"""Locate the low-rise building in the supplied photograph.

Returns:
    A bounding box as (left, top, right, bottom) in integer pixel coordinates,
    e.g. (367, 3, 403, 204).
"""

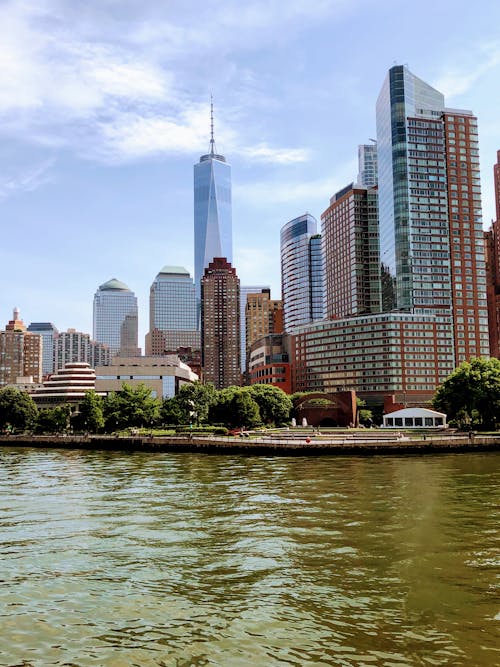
(95, 355, 198, 399)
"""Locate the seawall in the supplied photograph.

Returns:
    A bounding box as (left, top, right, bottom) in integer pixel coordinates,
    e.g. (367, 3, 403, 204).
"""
(1, 433, 499, 456)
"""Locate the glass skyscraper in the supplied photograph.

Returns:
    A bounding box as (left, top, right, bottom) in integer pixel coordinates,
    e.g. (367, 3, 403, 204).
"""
(146, 266, 200, 354)
(280, 213, 324, 332)
(27, 322, 58, 376)
(357, 142, 378, 188)
(376, 64, 489, 361)
(193, 105, 232, 303)
(93, 278, 139, 357)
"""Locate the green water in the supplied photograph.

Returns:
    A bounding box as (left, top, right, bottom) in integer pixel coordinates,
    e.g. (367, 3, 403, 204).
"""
(0, 448, 498, 666)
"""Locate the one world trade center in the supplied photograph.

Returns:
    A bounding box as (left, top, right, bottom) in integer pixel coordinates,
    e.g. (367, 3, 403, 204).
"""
(193, 100, 232, 309)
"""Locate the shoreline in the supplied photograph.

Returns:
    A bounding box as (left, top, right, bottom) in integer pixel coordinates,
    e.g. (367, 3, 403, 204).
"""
(1, 433, 499, 456)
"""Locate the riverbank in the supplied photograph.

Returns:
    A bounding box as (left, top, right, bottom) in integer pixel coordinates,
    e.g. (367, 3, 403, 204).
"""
(1, 431, 499, 455)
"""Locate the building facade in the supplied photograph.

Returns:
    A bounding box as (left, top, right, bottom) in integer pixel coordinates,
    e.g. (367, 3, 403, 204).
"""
(239, 285, 270, 373)
(95, 356, 198, 399)
(0, 308, 42, 386)
(321, 183, 381, 319)
(93, 278, 139, 357)
(27, 322, 58, 377)
(248, 333, 291, 393)
(244, 289, 283, 369)
(194, 104, 232, 303)
(485, 150, 500, 357)
(357, 142, 378, 188)
(55, 329, 110, 371)
(376, 65, 489, 362)
(32, 362, 103, 408)
(280, 213, 324, 332)
(146, 266, 200, 355)
(291, 312, 454, 405)
(201, 258, 240, 389)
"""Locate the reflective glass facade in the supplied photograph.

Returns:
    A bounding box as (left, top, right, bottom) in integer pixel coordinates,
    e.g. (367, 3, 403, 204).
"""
(27, 322, 58, 376)
(357, 144, 378, 188)
(93, 279, 139, 357)
(194, 153, 232, 303)
(147, 266, 199, 353)
(376, 65, 446, 312)
(280, 214, 324, 332)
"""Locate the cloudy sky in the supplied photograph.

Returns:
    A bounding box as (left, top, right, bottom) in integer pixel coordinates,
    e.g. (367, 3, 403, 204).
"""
(1, 0, 500, 345)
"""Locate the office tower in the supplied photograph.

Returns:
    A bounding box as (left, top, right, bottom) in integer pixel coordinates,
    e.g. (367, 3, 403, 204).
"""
(0, 308, 42, 385)
(485, 150, 500, 357)
(201, 258, 240, 389)
(27, 322, 58, 377)
(245, 289, 283, 368)
(357, 142, 378, 188)
(194, 101, 232, 302)
(280, 213, 324, 332)
(93, 278, 139, 357)
(145, 266, 200, 355)
(239, 285, 269, 373)
(321, 183, 381, 319)
(376, 65, 488, 361)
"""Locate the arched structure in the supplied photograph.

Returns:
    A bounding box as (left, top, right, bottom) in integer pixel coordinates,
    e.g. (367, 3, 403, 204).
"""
(293, 391, 357, 428)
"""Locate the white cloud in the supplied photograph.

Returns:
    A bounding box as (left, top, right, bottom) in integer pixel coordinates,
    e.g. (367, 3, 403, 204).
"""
(0, 159, 54, 201)
(239, 144, 310, 164)
(434, 41, 500, 98)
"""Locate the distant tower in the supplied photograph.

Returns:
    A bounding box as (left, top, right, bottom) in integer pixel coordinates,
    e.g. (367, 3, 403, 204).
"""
(27, 322, 59, 376)
(201, 258, 240, 389)
(239, 285, 269, 373)
(280, 214, 324, 332)
(357, 141, 378, 188)
(194, 99, 232, 305)
(93, 278, 139, 357)
(146, 266, 200, 355)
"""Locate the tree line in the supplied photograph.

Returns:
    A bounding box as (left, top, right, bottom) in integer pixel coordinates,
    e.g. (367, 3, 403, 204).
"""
(1, 357, 500, 434)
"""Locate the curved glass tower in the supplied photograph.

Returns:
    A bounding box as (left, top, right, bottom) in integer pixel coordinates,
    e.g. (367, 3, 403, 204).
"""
(93, 278, 139, 357)
(280, 213, 324, 332)
(193, 102, 232, 303)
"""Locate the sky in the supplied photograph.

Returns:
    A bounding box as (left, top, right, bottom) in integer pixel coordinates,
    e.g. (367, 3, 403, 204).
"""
(1, 0, 500, 347)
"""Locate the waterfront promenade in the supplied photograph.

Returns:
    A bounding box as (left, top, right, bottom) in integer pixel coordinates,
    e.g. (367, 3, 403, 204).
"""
(1, 430, 499, 455)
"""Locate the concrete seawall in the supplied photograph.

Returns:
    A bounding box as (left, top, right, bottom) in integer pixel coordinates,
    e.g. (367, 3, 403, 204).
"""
(1, 434, 499, 455)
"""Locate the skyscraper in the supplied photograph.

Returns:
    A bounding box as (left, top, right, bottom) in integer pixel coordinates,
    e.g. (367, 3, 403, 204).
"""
(239, 285, 269, 373)
(193, 101, 232, 302)
(357, 142, 378, 188)
(280, 213, 324, 332)
(145, 266, 200, 355)
(321, 183, 381, 319)
(376, 65, 489, 361)
(485, 150, 500, 357)
(93, 278, 139, 357)
(27, 322, 58, 377)
(201, 258, 240, 389)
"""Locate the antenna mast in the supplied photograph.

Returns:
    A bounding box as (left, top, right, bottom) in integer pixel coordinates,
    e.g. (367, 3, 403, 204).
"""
(210, 94, 217, 156)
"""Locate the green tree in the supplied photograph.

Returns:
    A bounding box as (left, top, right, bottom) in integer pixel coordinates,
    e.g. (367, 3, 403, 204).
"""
(231, 391, 261, 428)
(160, 395, 186, 425)
(176, 382, 217, 424)
(0, 388, 38, 432)
(34, 405, 71, 434)
(208, 386, 239, 425)
(103, 383, 161, 431)
(433, 357, 500, 430)
(72, 390, 104, 433)
(245, 384, 292, 425)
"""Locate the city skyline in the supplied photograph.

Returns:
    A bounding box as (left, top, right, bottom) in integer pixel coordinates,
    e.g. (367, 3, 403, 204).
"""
(1, 1, 500, 344)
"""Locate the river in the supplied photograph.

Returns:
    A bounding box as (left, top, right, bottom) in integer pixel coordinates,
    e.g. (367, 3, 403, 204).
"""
(0, 448, 498, 666)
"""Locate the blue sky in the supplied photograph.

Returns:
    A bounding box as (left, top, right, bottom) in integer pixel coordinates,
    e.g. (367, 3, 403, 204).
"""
(1, 0, 500, 346)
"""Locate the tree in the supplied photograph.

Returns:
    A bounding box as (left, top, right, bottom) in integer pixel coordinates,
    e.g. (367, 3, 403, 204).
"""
(103, 383, 161, 431)
(245, 384, 292, 425)
(160, 395, 186, 425)
(0, 388, 38, 432)
(176, 382, 217, 424)
(433, 357, 500, 430)
(34, 405, 71, 434)
(230, 391, 261, 428)
(72, 390, 104, 433)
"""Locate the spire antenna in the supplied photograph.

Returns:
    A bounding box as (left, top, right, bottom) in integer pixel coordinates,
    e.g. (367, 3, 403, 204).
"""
(210, 94, 217, 156)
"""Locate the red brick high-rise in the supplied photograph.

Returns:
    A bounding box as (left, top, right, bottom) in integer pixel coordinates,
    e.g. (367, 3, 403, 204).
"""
(201, 258, 240, 389)
(485, 150, 500, 357)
